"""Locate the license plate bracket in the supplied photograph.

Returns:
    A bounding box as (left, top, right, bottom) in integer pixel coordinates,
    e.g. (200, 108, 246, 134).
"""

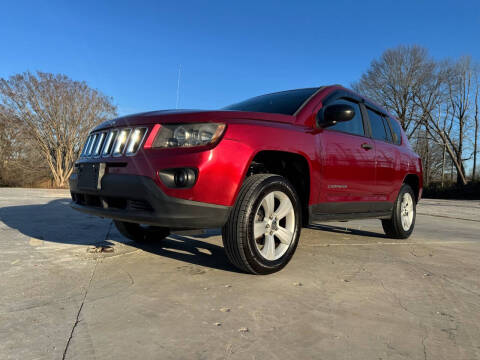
(77, 163, 106, 190)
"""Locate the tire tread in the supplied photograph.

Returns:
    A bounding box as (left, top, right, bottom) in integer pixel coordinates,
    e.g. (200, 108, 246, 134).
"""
(222, 174, 273, 274)
(382, 184, 415, 239)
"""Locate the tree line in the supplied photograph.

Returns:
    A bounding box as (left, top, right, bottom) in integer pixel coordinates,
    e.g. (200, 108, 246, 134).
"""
(0, 47, 479, 191)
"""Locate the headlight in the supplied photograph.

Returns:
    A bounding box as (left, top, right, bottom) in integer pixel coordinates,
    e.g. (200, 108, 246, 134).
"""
(151, 123, 226, 148)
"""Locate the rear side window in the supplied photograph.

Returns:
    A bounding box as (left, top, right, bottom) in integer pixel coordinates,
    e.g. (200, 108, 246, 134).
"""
(388, 117, 403, 145)
(367, 109, 390, 142)
(326, 99, 365, 136)
(381, 116, 393, 143)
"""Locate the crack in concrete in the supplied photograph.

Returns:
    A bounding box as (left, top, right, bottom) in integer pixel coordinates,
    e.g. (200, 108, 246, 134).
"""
(61, 221, 112, 360)
(421, 334, 428, 360)
(440, 274, 480, 298)
(122, 268, 135, 286)
(379, 248, 433, 360)
(380, 280, 415, 316)
(61, 258, 98, 360)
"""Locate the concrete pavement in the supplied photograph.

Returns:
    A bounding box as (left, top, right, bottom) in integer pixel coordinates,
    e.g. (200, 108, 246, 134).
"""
(1, 188, 479, 359)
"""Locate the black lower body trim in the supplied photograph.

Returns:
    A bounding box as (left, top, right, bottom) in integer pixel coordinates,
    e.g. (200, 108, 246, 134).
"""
(69, 173, 230, 230)
(308, 201, 393, 223)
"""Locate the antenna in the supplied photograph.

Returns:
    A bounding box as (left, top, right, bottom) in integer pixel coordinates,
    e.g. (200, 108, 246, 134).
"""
(176, 64, 182, 109)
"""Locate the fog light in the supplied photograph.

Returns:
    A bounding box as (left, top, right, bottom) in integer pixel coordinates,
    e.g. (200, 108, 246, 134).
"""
(174, 169, 188, 187)
(158, 168, 197, 188)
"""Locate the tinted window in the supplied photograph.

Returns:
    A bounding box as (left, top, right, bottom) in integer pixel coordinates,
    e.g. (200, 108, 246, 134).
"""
(223, 88, 319, 115)
(326, 99, 365, 136)
(388, 117, 403, 145)
(367, 109, 389, 142)
(382, 116, 393, 142)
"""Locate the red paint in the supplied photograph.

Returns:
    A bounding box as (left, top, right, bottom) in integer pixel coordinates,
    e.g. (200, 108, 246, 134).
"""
(78, 85, 423, 207)
(318, 130, 376, 203)
(143, 124, 161, 149)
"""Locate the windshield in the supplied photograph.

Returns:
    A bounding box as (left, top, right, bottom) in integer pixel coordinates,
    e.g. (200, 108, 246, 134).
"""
(222, 88, 319, 115)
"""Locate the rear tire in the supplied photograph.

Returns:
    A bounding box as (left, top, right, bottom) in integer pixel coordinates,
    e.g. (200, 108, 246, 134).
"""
(382, 184, 416, 239)
(222, 174, 302, 275)
(114, 220, 170, 243)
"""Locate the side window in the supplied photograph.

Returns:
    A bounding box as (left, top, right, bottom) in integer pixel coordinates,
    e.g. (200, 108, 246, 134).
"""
(388, 117, 403, 145)
(367, 109, 389, 142)
(381, 116, 393, 143)
(326, 99, 365, 136)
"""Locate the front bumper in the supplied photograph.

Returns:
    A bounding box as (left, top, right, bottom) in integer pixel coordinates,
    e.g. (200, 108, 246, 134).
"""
(69, 173, 231, 230)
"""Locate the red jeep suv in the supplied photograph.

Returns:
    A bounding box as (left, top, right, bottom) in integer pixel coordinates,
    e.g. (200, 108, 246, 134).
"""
(70, 85, 422, 274)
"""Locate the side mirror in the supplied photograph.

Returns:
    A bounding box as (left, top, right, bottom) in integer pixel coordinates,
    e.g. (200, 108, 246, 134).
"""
(319, 104, 355, 127)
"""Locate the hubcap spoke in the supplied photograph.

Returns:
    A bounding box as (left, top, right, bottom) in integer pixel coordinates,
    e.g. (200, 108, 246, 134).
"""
(262, 234, 276, 260)
(275, 197, 292, 220)
(254, 190, 296, 261)
(261, 193, 275, 218)
(276, 226, 293, 245)
(254, 221, 267, 239)
(400, 193, 414, 231)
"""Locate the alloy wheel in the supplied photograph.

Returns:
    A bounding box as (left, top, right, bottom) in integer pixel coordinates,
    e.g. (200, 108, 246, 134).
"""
(253, 191, 295, 261)
(400, 192, 414, 231)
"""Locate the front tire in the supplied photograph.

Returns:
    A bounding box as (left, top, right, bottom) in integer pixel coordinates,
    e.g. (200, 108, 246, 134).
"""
(382, 184, 416, 239)
(222, 174, 302, 274)
(114, 220, 170, 243)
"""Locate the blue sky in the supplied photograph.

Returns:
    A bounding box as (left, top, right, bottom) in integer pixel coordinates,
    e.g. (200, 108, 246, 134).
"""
(1, 0, 479, 116)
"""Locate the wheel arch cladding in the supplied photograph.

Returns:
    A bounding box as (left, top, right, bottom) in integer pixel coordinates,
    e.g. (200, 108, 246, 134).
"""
(403, 174, 420, 202)
(246, 150, 311, 226)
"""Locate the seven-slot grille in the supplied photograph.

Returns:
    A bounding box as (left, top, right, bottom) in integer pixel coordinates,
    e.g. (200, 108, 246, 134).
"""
(80, 127, 148, 158)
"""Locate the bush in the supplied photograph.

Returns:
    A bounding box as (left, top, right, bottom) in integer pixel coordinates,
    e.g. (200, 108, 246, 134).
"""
(423, 182, 480, 200)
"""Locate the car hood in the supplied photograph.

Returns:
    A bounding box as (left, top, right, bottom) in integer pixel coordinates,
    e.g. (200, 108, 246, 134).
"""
(93, 109, 295, 131)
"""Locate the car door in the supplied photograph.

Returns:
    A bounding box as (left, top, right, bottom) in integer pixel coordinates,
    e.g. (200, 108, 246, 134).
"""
(365, 107, 398, 208)
(316, 97, 376, 215)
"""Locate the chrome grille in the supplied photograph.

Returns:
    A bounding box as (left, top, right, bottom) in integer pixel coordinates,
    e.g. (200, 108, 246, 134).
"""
(93, 132, 106, 156)
(113, 129, 131, 156)
(102, 130, 117, 156)
(86, 133, 97, 156)
(126, 128, 147, 154)
(80, 127, 148, 158)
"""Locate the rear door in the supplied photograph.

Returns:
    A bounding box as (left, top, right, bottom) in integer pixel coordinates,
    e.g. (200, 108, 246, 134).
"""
(316, 97, 376, 214)
(365, 107, 398, 207)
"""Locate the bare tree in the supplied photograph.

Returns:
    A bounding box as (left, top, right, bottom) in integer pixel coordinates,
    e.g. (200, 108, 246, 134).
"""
(446, 57, 475, 184)
(354, 46, 479, 187)
(419, 102, 469, 185)
(0, 72, 116, 187)
(473, 75, 479, 181)
(352, 45, 435, 138)
(0, 105, 51, 186)
(352, 45, 447, 186)
(407, 59, 469, 185)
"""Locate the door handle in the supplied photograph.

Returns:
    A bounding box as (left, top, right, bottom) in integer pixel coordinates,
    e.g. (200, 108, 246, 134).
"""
(361, 143, 373, 150)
